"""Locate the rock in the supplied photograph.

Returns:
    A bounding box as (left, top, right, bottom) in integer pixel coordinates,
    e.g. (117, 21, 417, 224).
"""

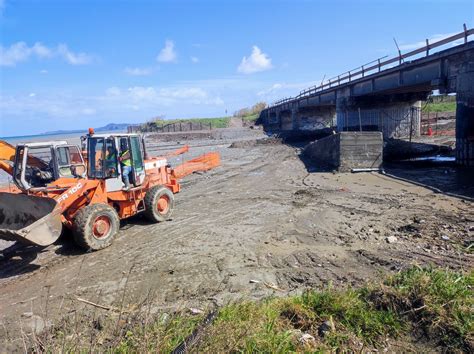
(188, 307, 204, 315)
(318, 319, 335, 337)
(441, 235, 450, 241)
(22, 312, 33, 318)
(159, 313, 170, 324)
(386, 236, 398, 244)
(299, 333, 316, 345)
(24, 315, 51, 334)
(249, 279, 261, 284)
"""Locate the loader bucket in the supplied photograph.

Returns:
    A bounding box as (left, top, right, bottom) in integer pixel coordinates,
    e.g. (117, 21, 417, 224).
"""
(0, 192, 62, 246)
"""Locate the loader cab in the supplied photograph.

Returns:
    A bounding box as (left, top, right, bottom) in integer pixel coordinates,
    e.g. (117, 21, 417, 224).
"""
(13, 142, 86, 190)
(86, 134, 145, 192)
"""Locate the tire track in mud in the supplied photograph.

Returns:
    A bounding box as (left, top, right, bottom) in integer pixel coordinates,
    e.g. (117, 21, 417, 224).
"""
(0, 146, 272, 286)
(1, 140, 472, 348)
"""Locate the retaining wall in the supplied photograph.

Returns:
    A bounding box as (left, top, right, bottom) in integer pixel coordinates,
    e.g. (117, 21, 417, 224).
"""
(304, 132, 383, 172)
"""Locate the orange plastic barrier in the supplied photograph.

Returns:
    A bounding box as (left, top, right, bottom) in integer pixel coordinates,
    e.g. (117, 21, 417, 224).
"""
(172, 152, 221, 179)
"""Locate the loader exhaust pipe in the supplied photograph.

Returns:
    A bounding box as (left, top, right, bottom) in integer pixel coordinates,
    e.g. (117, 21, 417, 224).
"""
(0, 193, 62, 246)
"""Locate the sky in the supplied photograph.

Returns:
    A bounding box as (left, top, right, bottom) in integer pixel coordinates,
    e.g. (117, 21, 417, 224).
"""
(0, 0, 472, 137)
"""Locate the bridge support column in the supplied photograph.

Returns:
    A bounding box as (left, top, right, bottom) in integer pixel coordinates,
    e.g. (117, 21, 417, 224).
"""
(456, 62, 474, 166)
(336, 97, 422, 138)
(297, 106, 336, 131)
(292, 109, 299, 130)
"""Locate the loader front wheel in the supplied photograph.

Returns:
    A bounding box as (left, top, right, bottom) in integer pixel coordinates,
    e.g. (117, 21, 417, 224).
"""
(73, 204, 120, 251)
(144, 186, 174, 223)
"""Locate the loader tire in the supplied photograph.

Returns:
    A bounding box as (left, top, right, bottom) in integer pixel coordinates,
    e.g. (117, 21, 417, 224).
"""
(73, 203, 120, 251)
(144, 186, 174, 223)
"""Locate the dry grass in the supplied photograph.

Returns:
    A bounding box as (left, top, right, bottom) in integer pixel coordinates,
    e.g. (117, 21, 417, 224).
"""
(22, 267, 473, 352)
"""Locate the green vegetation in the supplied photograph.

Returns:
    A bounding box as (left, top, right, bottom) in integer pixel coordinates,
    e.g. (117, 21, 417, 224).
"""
(423, 101, 456, 113)
(39, 267, 473, 352)
(423, 95, 457, 113)
(137, 101, 266, 132)
(143, 116, 231, 130)
(234, 101, 266, 122)
(242, 113, 259, 122)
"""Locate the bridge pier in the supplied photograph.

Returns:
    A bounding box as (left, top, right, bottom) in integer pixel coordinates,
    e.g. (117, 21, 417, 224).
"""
(279, 110, 293, 131)
(296, 106, 336, 131)
(292, 109, 298, 130)
(336, 97, 422, 139)
(456, 62, 474, 166)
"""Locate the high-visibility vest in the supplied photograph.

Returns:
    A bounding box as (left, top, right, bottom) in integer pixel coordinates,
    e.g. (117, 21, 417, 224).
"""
(120, 150, 132, 166)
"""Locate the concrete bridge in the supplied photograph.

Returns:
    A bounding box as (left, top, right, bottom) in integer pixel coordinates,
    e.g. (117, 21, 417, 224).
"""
(259, 27, 474, 166)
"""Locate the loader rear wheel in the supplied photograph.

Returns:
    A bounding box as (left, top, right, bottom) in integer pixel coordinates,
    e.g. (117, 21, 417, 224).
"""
(73, 204, 120, 251)
(144, 186, 174, 222)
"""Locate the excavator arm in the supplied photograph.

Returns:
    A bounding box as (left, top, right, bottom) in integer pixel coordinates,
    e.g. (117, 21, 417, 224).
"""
(0, 139, 49, 177)
(0, 140, 16, 175)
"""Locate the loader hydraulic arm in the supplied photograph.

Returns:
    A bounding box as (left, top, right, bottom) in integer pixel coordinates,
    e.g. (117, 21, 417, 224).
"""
(0, 140, 49, 177)
(0, 140, 16, 175)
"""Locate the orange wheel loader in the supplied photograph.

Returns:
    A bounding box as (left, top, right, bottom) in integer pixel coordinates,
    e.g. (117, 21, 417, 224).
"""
(0, 130, 220, 251)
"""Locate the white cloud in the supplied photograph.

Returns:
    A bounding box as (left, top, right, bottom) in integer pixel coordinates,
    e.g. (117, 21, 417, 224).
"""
(160, 87, 208, 99)
(0, 41, 93, 66)
(156, 40, 177, 63)
(82, 108, 96, 115)
(128, 86, 158, 101)
(29, 93, 36, 97)
(238, 46, 273, 74)
(40, 69, 48, 74)
(32, 42, 53, 58)
(0, 42, 52, 66)
(256, 81, 319, 102)
(57, 44, 92, 65)
(123, 86, 222, 105)
(398, 32, 463, 51)
(105, 87, 121, 96)
(257, 83, 283, 96)
(191, 56, 199, 63)
(124, 67, 152, 76)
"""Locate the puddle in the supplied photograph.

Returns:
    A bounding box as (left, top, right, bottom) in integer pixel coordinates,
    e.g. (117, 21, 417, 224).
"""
(403, 155, 456, 163)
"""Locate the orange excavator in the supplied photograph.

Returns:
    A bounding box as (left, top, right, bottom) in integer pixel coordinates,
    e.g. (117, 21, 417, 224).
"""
(0, 130, 220, 250)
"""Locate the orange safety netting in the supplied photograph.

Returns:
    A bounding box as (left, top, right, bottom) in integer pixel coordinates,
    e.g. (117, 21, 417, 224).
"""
(172, 152, 221, 179)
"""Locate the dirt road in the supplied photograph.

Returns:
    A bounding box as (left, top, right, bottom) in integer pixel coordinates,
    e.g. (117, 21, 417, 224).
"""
(0, 128, 472, 349)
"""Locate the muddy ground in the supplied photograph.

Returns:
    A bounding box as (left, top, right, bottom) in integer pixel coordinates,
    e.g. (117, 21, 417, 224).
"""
(0, 127, 472, 350)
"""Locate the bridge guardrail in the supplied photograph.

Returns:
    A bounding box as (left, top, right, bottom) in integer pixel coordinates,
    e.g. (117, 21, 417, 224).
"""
(270, 24, 473, 108)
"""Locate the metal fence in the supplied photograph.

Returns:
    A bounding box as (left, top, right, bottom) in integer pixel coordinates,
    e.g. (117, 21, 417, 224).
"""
(337, 106, 421, 139)
(128, 121, 213, 133)
(420, 111, 456, 136)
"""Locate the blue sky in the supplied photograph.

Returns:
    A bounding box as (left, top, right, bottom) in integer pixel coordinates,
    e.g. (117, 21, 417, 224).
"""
(0, 0, 472, 136)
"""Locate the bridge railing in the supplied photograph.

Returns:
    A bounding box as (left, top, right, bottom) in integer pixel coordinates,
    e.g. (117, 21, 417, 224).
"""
(270, 24, 474, 108)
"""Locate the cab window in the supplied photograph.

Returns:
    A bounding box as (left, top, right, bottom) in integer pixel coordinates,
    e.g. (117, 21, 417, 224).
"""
(57, 146, 86, 177)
